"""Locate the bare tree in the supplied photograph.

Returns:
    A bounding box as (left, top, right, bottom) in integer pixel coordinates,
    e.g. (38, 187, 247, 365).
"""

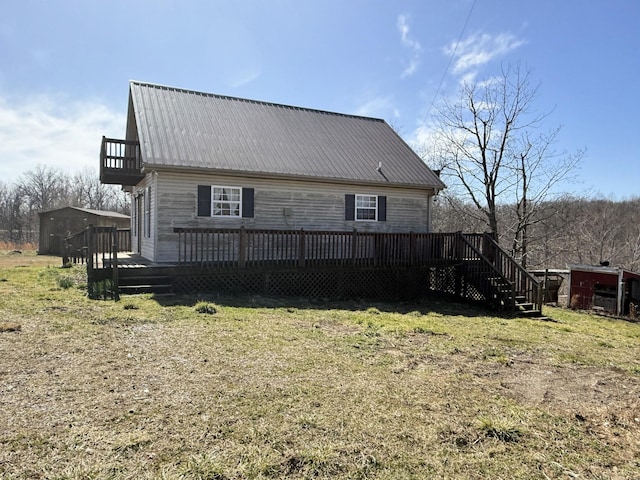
(570, 198, 623, 266)
(506, 129, 583, 267)
(427, 63, 580, 267)
(18, 165, 66, 213)
(70, 167, 116, 210)
(0, 181, 29, 243)
(616, 198, 640, 271)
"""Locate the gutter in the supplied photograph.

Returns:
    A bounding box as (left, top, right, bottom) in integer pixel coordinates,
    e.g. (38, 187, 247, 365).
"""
(141, 163, 445, 194)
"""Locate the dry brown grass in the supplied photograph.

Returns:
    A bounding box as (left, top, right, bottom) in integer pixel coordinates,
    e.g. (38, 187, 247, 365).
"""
(0, 241, 37, 251)
(1, 255, 639, 479)
(0, 322, 21, 332)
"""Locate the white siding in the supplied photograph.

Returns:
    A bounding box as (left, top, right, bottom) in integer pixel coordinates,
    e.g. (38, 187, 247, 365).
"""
(131, 174, 158, 261)
(154, 171, 434, 263)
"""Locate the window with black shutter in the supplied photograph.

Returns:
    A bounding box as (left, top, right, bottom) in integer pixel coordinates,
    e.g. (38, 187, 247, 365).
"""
(197, 185, 254, 218)
(345, 194, 386, 222)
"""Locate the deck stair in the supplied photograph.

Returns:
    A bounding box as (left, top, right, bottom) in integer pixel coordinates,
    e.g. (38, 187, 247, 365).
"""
(118, 270, 174, 295)
(514, 295, 551, 321)
(459, 234, 544, 317)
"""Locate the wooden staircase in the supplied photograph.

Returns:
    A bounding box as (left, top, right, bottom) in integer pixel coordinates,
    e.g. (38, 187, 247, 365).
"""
(459, 234, 544, 318)
(118, 270, 174, 295)
(514, 295, 551, 321)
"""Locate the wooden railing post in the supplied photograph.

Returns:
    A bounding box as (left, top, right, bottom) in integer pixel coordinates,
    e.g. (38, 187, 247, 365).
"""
(111, 225, 120, 301)
(298, 229, 306, 268)
(455, 231, 463, 298)
(86, 226, 94, 298)
(177, 229, 182, 265)
(239, 227, 247, 268)
(351, 228, 358, 266)
(62, 238, 69, 267)
(409, 231, 416, 267)
(483, 232, 496, 264)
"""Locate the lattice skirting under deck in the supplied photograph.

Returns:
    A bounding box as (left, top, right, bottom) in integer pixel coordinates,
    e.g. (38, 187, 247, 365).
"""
(171, 265, 489, 302)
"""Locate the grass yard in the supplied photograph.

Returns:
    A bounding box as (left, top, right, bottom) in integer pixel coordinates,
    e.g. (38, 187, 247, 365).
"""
(1, 252, 639, 479)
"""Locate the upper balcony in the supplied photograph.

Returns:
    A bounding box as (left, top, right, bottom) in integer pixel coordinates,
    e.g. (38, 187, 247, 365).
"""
(100, 136, 145, 186)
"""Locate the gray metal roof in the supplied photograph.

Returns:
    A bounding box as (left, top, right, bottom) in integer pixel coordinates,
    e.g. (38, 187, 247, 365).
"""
(39, 206, 130, 219)
(128, 81, 445, 190)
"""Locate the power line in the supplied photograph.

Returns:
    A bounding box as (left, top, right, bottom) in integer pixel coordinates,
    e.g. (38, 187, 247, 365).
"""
(422, 0, 477, 125)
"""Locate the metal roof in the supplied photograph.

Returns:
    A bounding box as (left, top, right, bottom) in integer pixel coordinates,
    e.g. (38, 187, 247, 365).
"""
(39, 206, 130, 219)
(128, 81, 445, 190)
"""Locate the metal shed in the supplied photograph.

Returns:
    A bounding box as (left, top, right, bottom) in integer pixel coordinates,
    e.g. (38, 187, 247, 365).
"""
(38, 207, 130, 256)
(569, 264, 640, 316)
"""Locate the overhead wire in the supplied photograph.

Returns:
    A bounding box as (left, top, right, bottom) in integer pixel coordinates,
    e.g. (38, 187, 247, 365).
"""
(422, 0, 477, 125)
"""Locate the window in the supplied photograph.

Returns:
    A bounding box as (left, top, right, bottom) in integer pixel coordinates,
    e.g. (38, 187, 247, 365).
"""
(197, 185, 254, 218)
(144, 186, 151, 237)
(356, 194, 377, 221)
(213, 186, 241, 217)
(345, 194, 386, 222)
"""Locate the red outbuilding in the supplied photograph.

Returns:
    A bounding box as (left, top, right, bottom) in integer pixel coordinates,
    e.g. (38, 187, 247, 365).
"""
(569, 265, 640, 316)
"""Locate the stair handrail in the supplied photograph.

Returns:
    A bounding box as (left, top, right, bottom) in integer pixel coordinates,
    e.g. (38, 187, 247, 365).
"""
(459, 233, 516, 312)
(481, 233, 542, 311)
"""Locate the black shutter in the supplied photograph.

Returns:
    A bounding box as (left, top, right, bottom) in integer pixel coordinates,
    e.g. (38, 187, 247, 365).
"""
(378, 195, 386, 221)
(242, 188, 254, 218)
(345, 194, 355, 221)
(197, 185, 211, 217)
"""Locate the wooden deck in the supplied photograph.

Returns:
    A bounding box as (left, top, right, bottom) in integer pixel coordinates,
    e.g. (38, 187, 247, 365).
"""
(65, 226, 543, 314)
(100, 252, 169, 269)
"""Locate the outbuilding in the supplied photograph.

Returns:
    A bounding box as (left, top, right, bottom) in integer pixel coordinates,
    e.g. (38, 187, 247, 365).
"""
(38, 207, 130, 256)
(568, 264, 640, 316)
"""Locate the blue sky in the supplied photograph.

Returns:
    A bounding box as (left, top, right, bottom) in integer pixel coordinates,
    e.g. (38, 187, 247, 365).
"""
(1, 0, 638, 199)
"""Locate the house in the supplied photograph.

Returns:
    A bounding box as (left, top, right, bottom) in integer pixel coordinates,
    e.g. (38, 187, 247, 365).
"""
(94, 81, 540, 312)
(569, 264, 640, 316)
(100, 81, 446, 264)
(38, 207, 129, 256)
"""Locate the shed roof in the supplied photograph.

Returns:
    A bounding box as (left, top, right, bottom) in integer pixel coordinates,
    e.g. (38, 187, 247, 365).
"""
(569, 264, 640, 279)
(39, 206, 130, 219)
(127, 81, 445, 190)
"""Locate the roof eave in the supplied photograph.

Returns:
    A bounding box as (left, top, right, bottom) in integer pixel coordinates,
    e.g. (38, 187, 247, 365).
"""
(141, 164, 444, 193)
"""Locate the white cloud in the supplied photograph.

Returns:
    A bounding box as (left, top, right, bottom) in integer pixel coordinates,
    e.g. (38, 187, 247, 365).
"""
(0, 94, 125, 184)
(444, 32, 525, 76)
(354, 95, 398, 120)
(397, 14, 422, 78)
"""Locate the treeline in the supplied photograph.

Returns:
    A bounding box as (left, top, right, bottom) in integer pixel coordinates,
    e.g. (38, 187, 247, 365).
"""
(0, 165, 129, 244)
(2, 164, 638, 272)
(433, 195, 640, 272)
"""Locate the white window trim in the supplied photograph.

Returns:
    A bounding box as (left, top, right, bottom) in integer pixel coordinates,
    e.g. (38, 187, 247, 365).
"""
(211, 185, 242, 218)
(355, 194, 378, 222)
(131, 194, 138, 237)
(144, 186, 151, 238)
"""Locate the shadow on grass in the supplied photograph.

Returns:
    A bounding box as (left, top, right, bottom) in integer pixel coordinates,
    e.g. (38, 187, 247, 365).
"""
(151, 292, 499, 318)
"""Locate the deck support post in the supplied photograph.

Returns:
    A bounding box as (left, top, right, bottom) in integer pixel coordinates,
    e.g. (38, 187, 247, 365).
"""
(86, 225, 95, 298)
(112, 225, 120, 301)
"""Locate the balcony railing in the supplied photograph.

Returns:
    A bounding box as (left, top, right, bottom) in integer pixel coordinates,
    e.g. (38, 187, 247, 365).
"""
(100, 136, 144, 186)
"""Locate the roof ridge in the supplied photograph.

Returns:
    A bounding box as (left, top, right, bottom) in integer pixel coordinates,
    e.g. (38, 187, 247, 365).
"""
(129, 80, 385, 122)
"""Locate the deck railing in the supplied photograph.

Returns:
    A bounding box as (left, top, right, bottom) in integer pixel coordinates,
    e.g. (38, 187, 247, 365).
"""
(100, 137, 144, 185)
(173, 227, 465, 269)
(63, 226, 131, 266)
(481, 233, 543, 311)
(63, 225, 131, 300)
(173, 227, 541, 311)
(68, 225, 540, 311)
